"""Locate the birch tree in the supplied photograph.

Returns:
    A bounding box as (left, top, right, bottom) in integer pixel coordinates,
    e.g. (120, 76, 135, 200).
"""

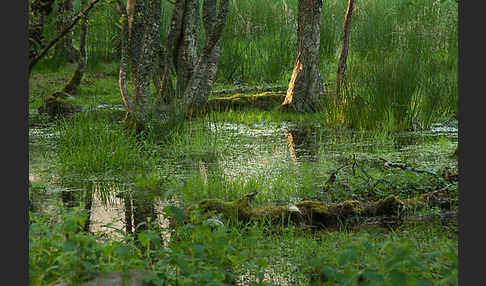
(336, 0, 355, 95)
(117, 0, 160, 130)
(160, 0, 230, 116)
(280, 0, 324, 112)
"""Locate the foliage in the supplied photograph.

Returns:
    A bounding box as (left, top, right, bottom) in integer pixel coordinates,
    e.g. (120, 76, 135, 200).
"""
(301, 233, 458, 285)
(30, 207, 458, 285)
(29, 207, 143, 285)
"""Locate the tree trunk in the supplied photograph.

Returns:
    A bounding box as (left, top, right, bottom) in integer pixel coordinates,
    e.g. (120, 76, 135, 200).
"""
(63, 0, 89, 95)
(161, 0, 230, 115)
(280, 0, 324, 112)
(55, 0, 78, 62)
(183, 0, 229, 115)
(176, 0, 199, 97)
(177, 190, 456, 229)
(117, 0, 160, 129)
(336, 0, 355, 95)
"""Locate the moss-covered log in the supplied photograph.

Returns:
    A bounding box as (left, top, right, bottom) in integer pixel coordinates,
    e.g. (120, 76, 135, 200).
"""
(206, 92, 286, 111)
(211, 85, 287, 96)
(177, 190, 456, 229)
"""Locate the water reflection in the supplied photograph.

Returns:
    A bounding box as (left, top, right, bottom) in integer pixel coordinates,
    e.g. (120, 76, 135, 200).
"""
(29, 118, 458, 236)
(282, 127, 320, 162)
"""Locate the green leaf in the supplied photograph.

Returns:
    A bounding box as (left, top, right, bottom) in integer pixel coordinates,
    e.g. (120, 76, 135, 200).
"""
(63, 239, 78, 252)
(321, 266, 338, 280)
(385, 247, 410, 269)
(163, 205, 187, 224)
(339, 246, 359, 264)
(389, 269, 408, 286)
(361, 269, 385, 283)
(138, 232, 151, 248)
(114, 245, 131, 258)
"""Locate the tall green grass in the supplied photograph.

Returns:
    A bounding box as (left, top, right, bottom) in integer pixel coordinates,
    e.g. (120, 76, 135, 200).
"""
(55, 111, 156, 178)
(329, 0, 457, 131)
(34, 0, 457, 131)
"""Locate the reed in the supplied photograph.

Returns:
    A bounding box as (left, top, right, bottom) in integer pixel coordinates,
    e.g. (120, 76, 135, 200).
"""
(33, 0, 457, 131)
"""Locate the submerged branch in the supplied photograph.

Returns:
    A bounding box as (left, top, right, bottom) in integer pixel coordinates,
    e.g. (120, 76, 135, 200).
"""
(379, 157, 440, 177)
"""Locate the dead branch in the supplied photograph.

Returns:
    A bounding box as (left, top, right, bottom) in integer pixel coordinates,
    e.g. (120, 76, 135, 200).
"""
(379, 157, 439, 177)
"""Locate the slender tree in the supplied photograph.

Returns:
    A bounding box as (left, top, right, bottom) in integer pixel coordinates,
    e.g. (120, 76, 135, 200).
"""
(55, 0, 78, 62)
(336, 0, 355, 95)
(63, 0, 89, 95)
(183, 0, 229, 115)
(116, 0, 230, 129)
(280, 0, 324, 112)
(117, 0, 160, 130)
(160, 0, 230, 116)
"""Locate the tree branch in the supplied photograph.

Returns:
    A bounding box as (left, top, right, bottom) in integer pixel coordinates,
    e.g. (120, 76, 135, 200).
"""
(28, 0, 103, 75)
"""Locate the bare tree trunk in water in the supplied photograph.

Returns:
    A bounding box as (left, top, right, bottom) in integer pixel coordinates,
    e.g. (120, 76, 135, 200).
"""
(161, 0, 230, 115)
(117, 0, 160, 130)
(55, 0, 78, 62)
(63, 0, 88, 95)
(336, 0, 355, 95)
(280, 0, 324, 112)
(176, 0, 199, 98)
(183, 0, 229, 115)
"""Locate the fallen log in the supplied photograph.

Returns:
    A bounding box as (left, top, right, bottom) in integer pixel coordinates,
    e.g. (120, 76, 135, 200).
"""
(174, 189, 456, 230)
(210, 85, 287, 95)
(206, 92, 286, 111)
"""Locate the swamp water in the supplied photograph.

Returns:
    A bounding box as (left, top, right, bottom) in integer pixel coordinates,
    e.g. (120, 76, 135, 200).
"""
(28, 115, 458, 236)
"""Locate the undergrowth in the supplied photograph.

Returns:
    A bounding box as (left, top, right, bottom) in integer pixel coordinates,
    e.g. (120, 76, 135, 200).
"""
(29, 206, 458, 285)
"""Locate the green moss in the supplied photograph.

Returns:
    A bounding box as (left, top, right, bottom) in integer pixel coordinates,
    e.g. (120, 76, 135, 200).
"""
(207, 92, 286, 111)
(362, 195, 404, 216)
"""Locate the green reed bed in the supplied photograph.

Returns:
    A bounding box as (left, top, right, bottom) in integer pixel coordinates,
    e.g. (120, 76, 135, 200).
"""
(55, 111, 156, 178)
(330, 0, 457, 131)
